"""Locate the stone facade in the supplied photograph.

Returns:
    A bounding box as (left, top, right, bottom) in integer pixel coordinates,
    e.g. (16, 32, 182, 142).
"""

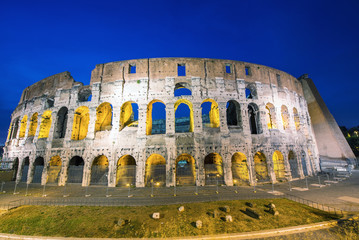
(3, 58, 321, 187)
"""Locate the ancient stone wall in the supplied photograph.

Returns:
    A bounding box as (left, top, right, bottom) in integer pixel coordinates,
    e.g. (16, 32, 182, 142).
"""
(3, 58, 319, 187)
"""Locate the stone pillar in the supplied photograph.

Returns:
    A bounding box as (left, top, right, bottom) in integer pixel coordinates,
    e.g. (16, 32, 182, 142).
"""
(137, 104, 147, 136)
(166, 101, 175, 135)
(86, 107, 97, 140)
(265, 150, 276, 183)
(221, 143, 232, 186)
(108, 153, 116, 187)
(166, 137, 176, 187)
(246, 151, 255, 186)
(135, 145, 146, 187)
(192, 102, 203, 133)
(27, 155, 35, 184)
(218, 102, 229, 134)
(240, 103, 251, 136)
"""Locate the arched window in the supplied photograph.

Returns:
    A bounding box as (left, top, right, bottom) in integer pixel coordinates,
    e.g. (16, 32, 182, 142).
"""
(47, 155, 62, 184)
(248, 103, 261, 134)
(175, 99, 193, 133)
(288, 151, 299, 178)
(71, 106, 89, 140)
(204, 153, 224, 185)
(54, 107, 68, 139)
(226, 100, 241, 128)
(265, 103, 277, 129)
(174, 82, 192, 97)
(78, 88, 92, 102)
(90, 155, 109, 185)
(10, 118, 20, 139)
(19, 115, 28, 138)
(175, 154, 196, 186)
(32, 157, 44, 183)
(293, 108, 300, 131)
(28, 113, 38, 137)
(145, 154, 166, 186)
(231, 152, 249, 184)
(116, 155, 136, 186)
(245, 83, 257, 99)
(254, 152, 269, 181)
(95, 102, 112, 132)
(38, 110, 52, 139)
(67, 156, 84, 183)
(201, 99, 220, 128)
(146, 100, 166, 135)
(21, 157, 30, 182)
(272, 151, 285, 179)
(281, 105, 290, 130)
(120, 101, 138, 130)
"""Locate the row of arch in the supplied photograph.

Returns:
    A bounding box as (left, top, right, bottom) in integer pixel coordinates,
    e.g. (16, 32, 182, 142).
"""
(8, 99, 302, 141)
(14, 150, 310, 186)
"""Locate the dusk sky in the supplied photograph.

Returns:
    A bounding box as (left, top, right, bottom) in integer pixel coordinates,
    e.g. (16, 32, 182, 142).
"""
(1, 0, 358, 144)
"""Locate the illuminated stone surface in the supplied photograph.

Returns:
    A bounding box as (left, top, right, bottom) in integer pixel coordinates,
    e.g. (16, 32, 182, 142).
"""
(3, 58, 354, 187)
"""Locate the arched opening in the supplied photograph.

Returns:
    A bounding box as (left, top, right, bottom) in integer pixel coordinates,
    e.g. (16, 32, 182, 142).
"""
(78, 88, 92, 102)
(201, 99, 220, 128)
(293, 108, 300, 131)
(272, 151, 285, 180)
(146, 100, 166, 135)
(174, 82, 192, 97)
(245, 83, 257, 99)
(226, 100, 242, 128)
(120, 102, 138, 130)
(32, 157, 44, 183)
(95, 102, 112, 132)
(116, 155, 136, 186)
(248, 103, 261, 134)
(265, 103, 277, 129)
(204, 153, 224, 185)
(54, 107, 68, 139)
(281, 105, 290, 130)
(90, 155, 109, 185)
(175, 154, 196, 186)
(288, 151, 299, 178)
(71, 106, 89, 140)
(175, 99, 194, 133)
(12, 158, 19, 181)
(231, 152, 249, 184)
(301, 151, 308, 176)
(254, 152, 269, 181)
(38, 110, 52, 139)
(21, 157, 30, 182)
(67, 156, 84, 184)
(10, 118, 20, 139)
(19, 115, 28, 138)
(28, 113, 38, 137)
(145, 154, 166, 187)
(47, 156, 62, 184)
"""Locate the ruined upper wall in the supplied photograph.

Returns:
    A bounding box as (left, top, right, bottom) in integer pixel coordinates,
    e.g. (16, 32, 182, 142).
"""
(19, 71, 76, 104)
(90, 58, 303, 96)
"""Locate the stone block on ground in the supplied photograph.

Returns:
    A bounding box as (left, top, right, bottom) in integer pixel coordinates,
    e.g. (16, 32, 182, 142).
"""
(196, 220, 202, 229)
(117, 218, 126, 226)
(225, 215, 233, 222)
(245, 208, 262, 219)
(246, 202, 256, 208)
(178, 206, 185, 212)
(152, 212, 160, 219)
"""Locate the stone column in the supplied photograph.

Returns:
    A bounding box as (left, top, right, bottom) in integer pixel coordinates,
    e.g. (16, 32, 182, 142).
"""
(137, 103, 147, 136)
(166, 101, 175, 135)
(192, 102, 203, 133)
(166, 137, 176, 187)
(218, 102, 229, 134)
(86, 107, 97, 140)
(135, 145, 146, 187)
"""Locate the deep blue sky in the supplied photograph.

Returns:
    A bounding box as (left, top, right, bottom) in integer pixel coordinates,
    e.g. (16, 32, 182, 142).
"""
(1, 0, 359, 144)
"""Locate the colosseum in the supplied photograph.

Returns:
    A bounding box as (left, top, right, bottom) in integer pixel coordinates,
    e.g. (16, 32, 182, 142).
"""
(2, 58, 355, 188)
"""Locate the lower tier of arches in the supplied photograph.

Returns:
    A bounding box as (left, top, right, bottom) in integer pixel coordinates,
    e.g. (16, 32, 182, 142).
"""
(9, 147, 318, 187)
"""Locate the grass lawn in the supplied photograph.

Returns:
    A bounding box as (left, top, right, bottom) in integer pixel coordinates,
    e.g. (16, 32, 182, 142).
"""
(0, 198, 339, 238)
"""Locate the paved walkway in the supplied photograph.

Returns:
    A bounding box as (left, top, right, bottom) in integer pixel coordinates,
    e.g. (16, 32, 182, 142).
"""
(0, 170, 358, 212)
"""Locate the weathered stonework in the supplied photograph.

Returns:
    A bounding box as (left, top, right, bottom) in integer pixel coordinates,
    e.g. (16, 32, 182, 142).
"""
(3, 58, 328, 187)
